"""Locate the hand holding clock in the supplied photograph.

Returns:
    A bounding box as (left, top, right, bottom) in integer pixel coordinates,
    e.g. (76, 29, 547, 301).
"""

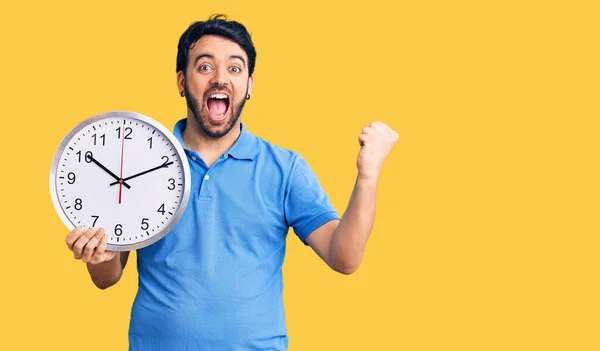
(66, 226, 117, 264)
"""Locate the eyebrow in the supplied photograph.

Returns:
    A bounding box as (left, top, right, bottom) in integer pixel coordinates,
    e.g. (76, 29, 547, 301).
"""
(230, 55, 246, 67)
(194, 53, 214, 67)
(193, 53, 246, 67)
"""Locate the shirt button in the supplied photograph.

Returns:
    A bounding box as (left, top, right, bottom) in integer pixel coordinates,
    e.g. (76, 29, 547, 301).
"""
(204, 174, 210, 181)
(191, 156, 196, 161)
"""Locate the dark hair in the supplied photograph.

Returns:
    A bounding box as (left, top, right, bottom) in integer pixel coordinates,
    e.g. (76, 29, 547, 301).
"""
(176, 14, 257, 76)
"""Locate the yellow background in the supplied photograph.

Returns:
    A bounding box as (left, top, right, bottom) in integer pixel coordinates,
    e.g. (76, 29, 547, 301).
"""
(1, 0, 598, 350)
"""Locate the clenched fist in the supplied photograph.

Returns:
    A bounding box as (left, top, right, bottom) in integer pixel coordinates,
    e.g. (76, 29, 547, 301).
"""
(357, 121, 399, 180)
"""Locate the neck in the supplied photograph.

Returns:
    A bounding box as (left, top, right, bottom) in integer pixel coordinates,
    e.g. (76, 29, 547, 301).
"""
(182, 117, 241, 167)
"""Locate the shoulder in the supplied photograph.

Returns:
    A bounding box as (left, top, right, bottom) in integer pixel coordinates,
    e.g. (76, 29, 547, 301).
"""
(251, 136, 319, 195)
(254, 135, 305, 169)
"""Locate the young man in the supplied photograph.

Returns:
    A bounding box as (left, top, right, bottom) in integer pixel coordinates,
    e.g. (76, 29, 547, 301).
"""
(65, 14, 398, 351)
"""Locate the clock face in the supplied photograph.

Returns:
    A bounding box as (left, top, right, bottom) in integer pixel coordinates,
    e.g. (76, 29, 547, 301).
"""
(50, 111, 191, 251)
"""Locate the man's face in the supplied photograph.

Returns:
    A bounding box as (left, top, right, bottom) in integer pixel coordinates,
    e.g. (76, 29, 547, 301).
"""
(179, 34, 254, 139)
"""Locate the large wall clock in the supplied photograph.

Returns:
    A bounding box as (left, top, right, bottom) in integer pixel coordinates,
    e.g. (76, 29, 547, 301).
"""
(50, 110, 191, 251)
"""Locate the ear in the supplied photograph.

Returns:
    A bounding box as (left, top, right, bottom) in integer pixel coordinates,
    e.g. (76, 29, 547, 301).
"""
(177, 70, 185, 96)
(247, 74, 254, 98)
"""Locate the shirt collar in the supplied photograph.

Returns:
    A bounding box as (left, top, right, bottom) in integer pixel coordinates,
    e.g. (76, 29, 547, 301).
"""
(173, 118, 259, 161)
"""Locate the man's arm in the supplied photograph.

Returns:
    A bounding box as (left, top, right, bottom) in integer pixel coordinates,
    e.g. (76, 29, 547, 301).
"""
(306, 121, 398, 275)
(306, 175, 377, 274)
(86, 251, 130, 289)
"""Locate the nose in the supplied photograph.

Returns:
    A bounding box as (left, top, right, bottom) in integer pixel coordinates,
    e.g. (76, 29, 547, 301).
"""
(209, 66, 229, 87)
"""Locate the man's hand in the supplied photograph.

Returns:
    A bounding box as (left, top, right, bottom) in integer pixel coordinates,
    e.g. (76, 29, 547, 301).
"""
(66, 226, 118, 264)
(356, 121, 399, 180)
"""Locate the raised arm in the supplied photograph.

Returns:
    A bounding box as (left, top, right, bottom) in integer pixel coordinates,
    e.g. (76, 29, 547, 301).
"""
(306, 121, 399, 274)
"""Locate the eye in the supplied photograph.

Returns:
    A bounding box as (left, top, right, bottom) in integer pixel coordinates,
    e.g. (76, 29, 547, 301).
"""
(199, 64, 212, 71)
(230, 66, 241, 73)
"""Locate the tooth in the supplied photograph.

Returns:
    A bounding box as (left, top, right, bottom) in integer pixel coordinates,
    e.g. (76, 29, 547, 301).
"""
(209, 93, 228, 99)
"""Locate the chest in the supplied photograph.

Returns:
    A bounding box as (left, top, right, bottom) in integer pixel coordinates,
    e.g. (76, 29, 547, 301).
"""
(139, 159, 290, 265)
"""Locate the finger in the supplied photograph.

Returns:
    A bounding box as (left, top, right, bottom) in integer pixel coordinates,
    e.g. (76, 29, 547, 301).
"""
(362, 126, 372, 134)
(372, 121, 388, 129)
(73, 227, 98, 259)
(358, 133, 369, 146)
(66, 226, 86, 250)
(82, 228, 104, 263)
(91, 230, 108, 264)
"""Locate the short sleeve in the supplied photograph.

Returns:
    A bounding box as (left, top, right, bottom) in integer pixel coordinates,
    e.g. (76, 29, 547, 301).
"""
(284, 154, 340, 244)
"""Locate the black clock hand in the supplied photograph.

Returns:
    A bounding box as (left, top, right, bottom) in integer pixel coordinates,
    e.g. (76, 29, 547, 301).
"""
(109, 161, 174, 186)
(88, 155, 132, 189)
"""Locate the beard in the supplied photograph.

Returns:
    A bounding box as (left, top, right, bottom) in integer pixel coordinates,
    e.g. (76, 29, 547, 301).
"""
(184, 82, 248, 139)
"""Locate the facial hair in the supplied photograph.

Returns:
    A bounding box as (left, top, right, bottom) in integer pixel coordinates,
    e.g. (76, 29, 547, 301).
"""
(184, 82, 248, 139)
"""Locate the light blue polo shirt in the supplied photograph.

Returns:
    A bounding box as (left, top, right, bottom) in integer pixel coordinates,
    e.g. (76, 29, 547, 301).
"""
(128, 118, 339, 351)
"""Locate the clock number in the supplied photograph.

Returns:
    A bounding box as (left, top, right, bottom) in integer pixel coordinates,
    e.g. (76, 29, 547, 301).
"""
(141, 218, 149, 230)
(115, 224, 123, 236)
(157, 204, 165, 215)
(161, 156, 169, 165)
(168, 178, 175, 190)
(147, 137, 153, 149)
(67, 172, 76, 184)
(116, 127, 133, 140)
(92, 133, 106, 146)
(76, 150, 93, 163)
(74, 198, 83, 211)
(91, 215, 99, 227)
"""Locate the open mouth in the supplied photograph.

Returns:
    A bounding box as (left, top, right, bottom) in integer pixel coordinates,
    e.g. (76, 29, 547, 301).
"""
(206, 92, 230, 122)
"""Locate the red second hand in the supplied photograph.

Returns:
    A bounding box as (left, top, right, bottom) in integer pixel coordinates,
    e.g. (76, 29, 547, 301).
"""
(118, 124, 125, 204)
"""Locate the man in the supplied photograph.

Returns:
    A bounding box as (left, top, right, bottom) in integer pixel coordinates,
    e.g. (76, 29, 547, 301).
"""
(65, 14, 398, 350)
